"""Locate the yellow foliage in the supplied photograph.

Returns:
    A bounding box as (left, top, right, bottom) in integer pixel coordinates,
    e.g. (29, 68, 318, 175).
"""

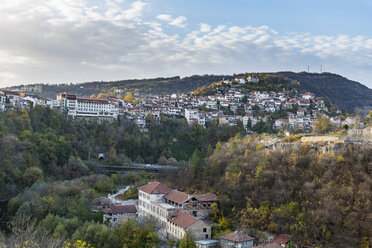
(328, 150, 335, 158)
(317, 152, 325, 161)
(63, 240, 93, 248)
(244, 149, 251, 157)
(337, 155, 345, 163)
(256, 144, 263, 150)
(96, 93, 108, 99)
(124, 93, 134, 103)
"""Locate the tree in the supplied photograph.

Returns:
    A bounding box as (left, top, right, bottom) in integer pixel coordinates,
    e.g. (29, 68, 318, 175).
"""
(247, 118, 252, 130)
(190, 149, 204, 177)
(178, 233, 196, 248)
(97, 93, 109, 99)
(23, 167, 43, 186)
(313, 116, 333, 134)
(117, 219, 159, 248)
(62, 157, 89, 179)
(124, 93, 134, 103)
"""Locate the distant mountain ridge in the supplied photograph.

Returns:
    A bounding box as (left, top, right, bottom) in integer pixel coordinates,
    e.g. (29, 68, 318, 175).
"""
(5, 72, 372, 113)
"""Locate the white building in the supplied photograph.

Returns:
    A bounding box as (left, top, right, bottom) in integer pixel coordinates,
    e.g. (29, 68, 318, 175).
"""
(138, 182, 216, 240)
(219, 231, 255, 248)
(57, 92, 118, 119)
(185, 109, 199, 125)
(247, 76, 259, 83)
(103, 204, 137, 226)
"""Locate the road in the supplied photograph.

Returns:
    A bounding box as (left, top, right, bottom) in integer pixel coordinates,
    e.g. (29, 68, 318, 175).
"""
(108, 186, 138, 205)
(93, 162, 182, 174)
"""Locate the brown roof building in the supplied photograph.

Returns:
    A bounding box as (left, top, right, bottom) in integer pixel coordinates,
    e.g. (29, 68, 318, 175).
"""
(138, 181, 172, 194)
(167, 210, 212, 241)
(103, 204, 137, 226)
(271, 234, 292, 247)
(168, 210, 199, 228)
(103, 204, 137, 214)
(219, 231, 255, 248)
(193, 193, 219, 202)
(164, 190, 190, 205)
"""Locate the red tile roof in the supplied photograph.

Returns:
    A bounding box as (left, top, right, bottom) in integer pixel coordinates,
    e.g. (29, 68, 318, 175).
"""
(193, 193, 218, 202)
(103, 204, 136, 214)
(138, 181, 172, 194)
(167, 210, 199, 229)
(164, 190, 189, 204)
(219, 231, 255, 243)
(271, 234, 292, 245)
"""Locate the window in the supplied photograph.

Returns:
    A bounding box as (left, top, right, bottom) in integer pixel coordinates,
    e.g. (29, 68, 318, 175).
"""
(205, 234, 209, 239)
(203, 228, 207, 232)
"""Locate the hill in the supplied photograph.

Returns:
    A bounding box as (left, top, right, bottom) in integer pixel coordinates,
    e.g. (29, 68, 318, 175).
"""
(270, 72, 372, 113)
(6, 72, 372, 113)
(165, 134, 372, 247)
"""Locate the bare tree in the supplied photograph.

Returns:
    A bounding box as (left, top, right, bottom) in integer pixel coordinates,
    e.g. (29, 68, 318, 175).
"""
(6, 214, 64, 248)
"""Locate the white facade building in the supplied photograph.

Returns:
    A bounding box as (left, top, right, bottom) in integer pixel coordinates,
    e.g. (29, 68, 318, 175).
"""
(57, 93, 118, 119)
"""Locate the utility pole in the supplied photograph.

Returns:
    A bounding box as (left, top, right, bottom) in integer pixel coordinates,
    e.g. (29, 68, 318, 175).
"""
(307, 66, 310, 72)
(320, 64, 323, 73)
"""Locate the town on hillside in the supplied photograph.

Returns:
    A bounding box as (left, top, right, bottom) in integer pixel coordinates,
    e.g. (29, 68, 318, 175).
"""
(93, 181, 293, 248)
(0, 76, 363, 133)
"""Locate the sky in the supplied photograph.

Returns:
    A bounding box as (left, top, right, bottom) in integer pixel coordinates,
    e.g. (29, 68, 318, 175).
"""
(0, 0, 372, 88)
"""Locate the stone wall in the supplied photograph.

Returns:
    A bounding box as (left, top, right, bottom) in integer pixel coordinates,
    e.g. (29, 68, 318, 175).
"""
(187, 220, 212, 240)
(300, 136, 342, 143)
(347, 127, 372, 141)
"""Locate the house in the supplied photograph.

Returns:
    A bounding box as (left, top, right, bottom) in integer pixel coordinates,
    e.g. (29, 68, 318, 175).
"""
(91, 196, 111, 212)
(195, 240, 219, 248)
(302, 92, 315, 100)
(239, 78, 246, 84)
(247, 76, 259, 83)
(185, 109, 199, 125)
(138, 182, 218, 240)
(167, 210, 212, 240)
(274, 119, 288, 129)
(184, 194, 219, 218)
(271, 234, 292, 247)
(103, 204, 137, 226)
(219, 231, 255, 248)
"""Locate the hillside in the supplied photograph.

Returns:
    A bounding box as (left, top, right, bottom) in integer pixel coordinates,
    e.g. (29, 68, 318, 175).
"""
(270, 72, 372, 113)
(165, 134, 372, 247)
(6, 72, 372, 113)
(13, 75, 234, 99)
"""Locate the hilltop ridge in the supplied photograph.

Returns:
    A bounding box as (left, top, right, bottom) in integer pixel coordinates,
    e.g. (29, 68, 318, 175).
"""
(5, 72, 372, 113)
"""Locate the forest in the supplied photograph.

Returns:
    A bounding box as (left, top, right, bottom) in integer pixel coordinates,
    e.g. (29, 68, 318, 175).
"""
(0, 107, 371, 247)
(0, 106, 243, 247)
(165, 135, 372, 247)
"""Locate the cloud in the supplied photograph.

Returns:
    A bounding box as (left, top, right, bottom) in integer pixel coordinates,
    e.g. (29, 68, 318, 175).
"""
(156, 14, 172, 22)
(0, 0, 371, 88)
(122, 1, 146, 20)
(156, 14, 187, 28)
(200, 23, 211, 32)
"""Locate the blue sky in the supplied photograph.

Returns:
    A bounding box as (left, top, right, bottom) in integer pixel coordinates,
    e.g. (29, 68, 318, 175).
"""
(149, 0, 372, 36)
(0, 0, 371, 88)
